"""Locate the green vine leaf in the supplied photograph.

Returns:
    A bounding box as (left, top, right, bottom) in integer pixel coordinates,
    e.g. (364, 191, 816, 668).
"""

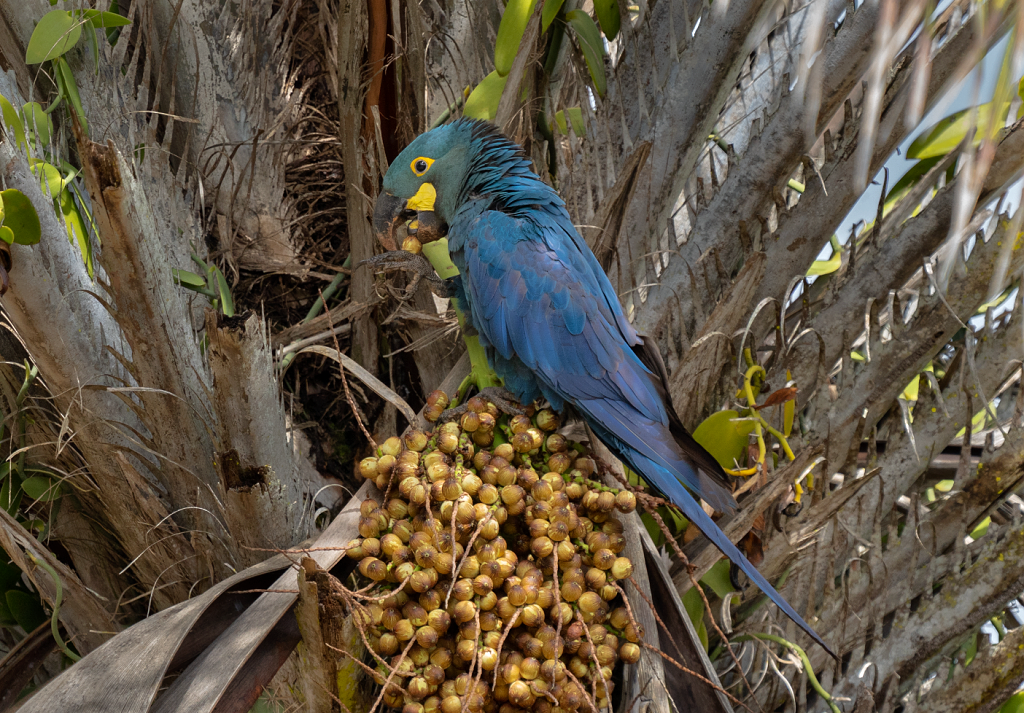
(682, 587, 709, 650)
(22, 103, 52, 148)
(1019, 76, 1024, 120)
(214, 266, 235, 316)
(173, 268, 208, 289)
(0, 597, 14, 628)
(0, 475, 22, 515)
(0, 190, 41, 245)
(494, 0, 539, 77)
(701, 560, 734, 599)
(55, 57, 88, 134)
(907, 101, 1010, 159)
(463, 71, 508, 121)
(883, 155, 942, 214)
(566, 10, 606, 97)
(0, 560, 20, 592)
(60, 189, 93, 277)
(29, 159, 66, 198)
(78, 9, 132, 29)
(21, 474, 61, 502)
(0, 94, 26, 150)
(26, 10, 83, 64)
(103, 0, 126, 45)
(6, 589, 47, 632)
(541, 0, 565, 31)
(593, 0, 620, 40)
(1000, 691, 1024, 713)
(554, 107, 585, 136)
(807, 240, 842, 276)
(84, 15, 100, 69)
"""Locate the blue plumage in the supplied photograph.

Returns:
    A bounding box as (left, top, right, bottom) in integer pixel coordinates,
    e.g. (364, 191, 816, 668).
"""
(376, 119, 833, 657)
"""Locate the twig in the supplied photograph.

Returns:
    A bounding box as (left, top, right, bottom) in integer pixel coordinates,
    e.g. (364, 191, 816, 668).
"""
(27, 553, 80, 662)
(731, 633, 840, 713)
(577, 609, 610, 712)
(279, 323, 353, 357)
(310, 672, 356, 713)
(323, 288, 377, 449)
(619, 579, 752, 712)
(368, 628, 416, 713)
(460, 607, 484, 713)
(446, 509, 495, 606)
(625, 577, 685, 660)
(280, 256, 351, 369)
(641, 641, 755, 713)
(243, 544, 350, 553)
(327, 641, 399, 693)
(231, 588, 301, 594)
(492, 607, 522, 689)
(346, 572, 414, 602)
(644, 506, 764, 712)
(449, 493, 461, 572)
(563, 667, 604, 713)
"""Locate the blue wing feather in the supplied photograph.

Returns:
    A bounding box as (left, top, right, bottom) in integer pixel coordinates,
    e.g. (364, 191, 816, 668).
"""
(590, 420, 834, 657)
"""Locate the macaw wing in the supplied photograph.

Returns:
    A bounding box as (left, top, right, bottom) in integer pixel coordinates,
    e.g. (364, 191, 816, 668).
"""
(458, 210, 736, 513)
(462, 210, 661, 413)
(633, 334, 736, 495)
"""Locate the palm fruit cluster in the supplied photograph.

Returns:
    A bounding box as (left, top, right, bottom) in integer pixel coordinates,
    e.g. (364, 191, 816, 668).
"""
(347, 390, 643, 713)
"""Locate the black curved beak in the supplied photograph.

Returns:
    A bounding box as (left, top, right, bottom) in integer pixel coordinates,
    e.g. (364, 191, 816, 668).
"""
(373, 191, 449, 248)
(373, 192, 408, 246)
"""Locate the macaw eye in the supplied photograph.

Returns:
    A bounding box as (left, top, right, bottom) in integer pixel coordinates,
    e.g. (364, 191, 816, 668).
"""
(411, 156, 434, 176)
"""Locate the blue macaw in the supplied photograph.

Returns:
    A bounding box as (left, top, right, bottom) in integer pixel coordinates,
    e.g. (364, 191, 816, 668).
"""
(372, 118, 833, 657)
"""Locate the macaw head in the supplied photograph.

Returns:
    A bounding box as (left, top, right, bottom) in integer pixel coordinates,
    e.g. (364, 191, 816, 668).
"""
(373, 121, 474, 242)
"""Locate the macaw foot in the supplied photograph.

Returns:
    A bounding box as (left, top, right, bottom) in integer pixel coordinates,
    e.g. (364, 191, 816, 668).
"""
(361, 251, 452, 298)
(440, 386, 525, 422)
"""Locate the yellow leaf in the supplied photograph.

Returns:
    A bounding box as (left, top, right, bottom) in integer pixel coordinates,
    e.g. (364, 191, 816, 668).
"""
(494, 0, 539, 76)
(783, 370, 795, 437)
(692, 410, 756, 470)
(463, 72, 507, 121)
(908, 101, 1010, 159)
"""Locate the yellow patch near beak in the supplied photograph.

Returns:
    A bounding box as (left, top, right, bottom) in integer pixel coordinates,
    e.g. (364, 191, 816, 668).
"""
(408, 182, 436, 212)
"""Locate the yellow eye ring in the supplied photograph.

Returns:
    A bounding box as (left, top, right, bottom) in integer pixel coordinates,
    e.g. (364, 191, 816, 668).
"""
(411, 156, 434, 176)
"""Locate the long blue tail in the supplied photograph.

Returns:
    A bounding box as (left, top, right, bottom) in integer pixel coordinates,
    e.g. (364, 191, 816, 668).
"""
(649, 459, 835, 658)
(586, 415, 836, 659)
